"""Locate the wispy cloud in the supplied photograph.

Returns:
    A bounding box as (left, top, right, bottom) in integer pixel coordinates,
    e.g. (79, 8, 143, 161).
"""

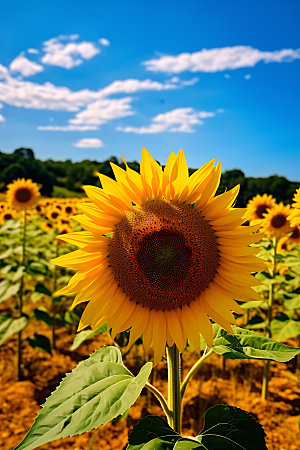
(38, 125, 99, 131)
(144, 46, 300, 73)
(42, 35, 100, 69)
(244, 74, 251, 80)
(99, 38, 110, 46)
(74, 138, 104, 148)
(27, 48, 39, 55)
(118, 107, 215, 134)
(0, 114, 5, 123)
(9, 54, 44, 77)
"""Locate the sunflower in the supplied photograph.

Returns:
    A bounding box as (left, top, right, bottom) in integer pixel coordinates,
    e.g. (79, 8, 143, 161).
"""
(262, 203, 291, 238)
(288, 188, 300, 227)
(0, 208, 17, 223)
(52, 148, 265, 364)
(6, 178, 40, 211)
(277, 237, 291, 254)
(246, 194, 276, 224)
(47, 206, 61, 222)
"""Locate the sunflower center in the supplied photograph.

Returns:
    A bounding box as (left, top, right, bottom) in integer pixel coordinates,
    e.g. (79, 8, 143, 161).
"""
(271, 214, 286, 228)
(291, 227, 300, 239)
(15, 187, 32, 203)
(108, 199, 219, 311)
(137, 229, 192, 289)
(4, 213, 12, 220)
(256, 204, 268, 219)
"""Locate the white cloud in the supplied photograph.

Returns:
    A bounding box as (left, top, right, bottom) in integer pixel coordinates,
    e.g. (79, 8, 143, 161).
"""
(245, 74, 251, 80)
(99, 38, 110, 46)
(144, 46, 300, 73)
(74, 138, 104, 148)
(118, 107, 215, 134)
(42, 35, 100, 69)
(99, 78, 179, 96)
(27, 48, 39, 54)
(38, 125, 99, 131)
(0, 114, 5, 122)
(70, 97, 134, 126)
(0, 102, 3, 109)
(0, 64, 9, 80)
(9, 54, 44, 77)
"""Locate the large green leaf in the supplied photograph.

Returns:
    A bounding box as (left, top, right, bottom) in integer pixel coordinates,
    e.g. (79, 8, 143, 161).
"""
(284, 294, 300, 310)
(127, 416, 202, 449)
(33, 308, 53, 325)
(70, 323, 107, 350)
(198, 404, 266, 449)
(212, 325, 300, 362)
(15, 346, 152, 450)
(0, 315, 28, 345)
(271, 315, 300, 341)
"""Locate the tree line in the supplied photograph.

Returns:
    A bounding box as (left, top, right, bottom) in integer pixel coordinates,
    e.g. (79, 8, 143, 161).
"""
(0, 147, 298, 207)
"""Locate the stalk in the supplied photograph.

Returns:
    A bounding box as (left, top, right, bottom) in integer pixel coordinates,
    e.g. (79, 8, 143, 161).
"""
(261, 237, 277, 401)
(17, 209, 27, 380)
(51, 241, 59, 350)
(166, 344, 182, 433)
(181, 347, 213, 399)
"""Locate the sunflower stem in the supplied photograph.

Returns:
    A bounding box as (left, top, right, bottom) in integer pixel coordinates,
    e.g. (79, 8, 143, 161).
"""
(181, 346, 213, 400)
(166, 344, 182, 434)
(17, 209, 27, 381)
(261, 237, 277, 401)
(145, 382, 171, 418)
(51, 241, 59, 350)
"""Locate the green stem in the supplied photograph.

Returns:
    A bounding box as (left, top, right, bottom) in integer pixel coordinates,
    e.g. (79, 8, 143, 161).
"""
(145, 382, 171, 419)
(181, 347, 213, 399)
(17, 209, 27, 380)
(166, 344, 182, 434)
(261, 237, 277, 401)
(51, 242, 59, 350)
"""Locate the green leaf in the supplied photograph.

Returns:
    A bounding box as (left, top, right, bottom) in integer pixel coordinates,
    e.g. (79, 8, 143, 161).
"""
(26, 261, 48, 275)
(27, 333, 52, 354)
(15, 346, 152, 450)
(33, 309, 53, 325)
(0, 316, 28, 345)
(127, 416, 201, 449)
(0, 281, 21, 303)
(35, 283, 52, 297)
(198, 404, 266, 449)
(0, 248, 13, 259)
(271, 315, 300, 341)
(70, 323, 107, 350)
(284, 294, 300, 310)
(240, 300, 265, 309)
(212, 325, 300, 362)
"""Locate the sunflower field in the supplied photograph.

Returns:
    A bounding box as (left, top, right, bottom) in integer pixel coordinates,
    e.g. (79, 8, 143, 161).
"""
(1, 150, 300, 450)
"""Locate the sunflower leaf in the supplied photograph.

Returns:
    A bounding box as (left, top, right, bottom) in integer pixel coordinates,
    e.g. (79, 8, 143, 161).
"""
(212, 324, 300, 361)
(15, 346, 152, 450)
(126, 416, 202, 449)
(70, 323, 107, 350)
(0, 315, 28, 345)
(197, 404, 267, 449)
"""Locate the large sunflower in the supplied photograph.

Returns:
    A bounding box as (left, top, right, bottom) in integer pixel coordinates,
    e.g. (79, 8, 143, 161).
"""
(6, 178, 40, 211)
(52, 148, 264, 364)
(262, 203, 291, 238)
(288, 188, 300, 227)
(246, 194, 276, 224)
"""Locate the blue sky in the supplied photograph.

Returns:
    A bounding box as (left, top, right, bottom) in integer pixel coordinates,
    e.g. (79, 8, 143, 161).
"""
(0, 0, 299, 180)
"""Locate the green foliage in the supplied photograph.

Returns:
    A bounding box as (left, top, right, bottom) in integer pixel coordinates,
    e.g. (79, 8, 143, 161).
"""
(0, 315, 28, 345)
(211, 324, 300, 361)
(70, 323, 107, 350)
(27, 333, 52, 354)
(127, 405, 267, 449)
(15, 346, 152, 450)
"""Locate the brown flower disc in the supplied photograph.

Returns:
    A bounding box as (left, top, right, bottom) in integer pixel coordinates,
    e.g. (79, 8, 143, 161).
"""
(108, 200, 219, 311)
(271, 214, 286, 228)
(15, 188, 32, 203)
(255, 204, 269, 219)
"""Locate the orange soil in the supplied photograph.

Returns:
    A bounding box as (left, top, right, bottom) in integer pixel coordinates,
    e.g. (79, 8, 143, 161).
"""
(0, 322, 299, 450)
